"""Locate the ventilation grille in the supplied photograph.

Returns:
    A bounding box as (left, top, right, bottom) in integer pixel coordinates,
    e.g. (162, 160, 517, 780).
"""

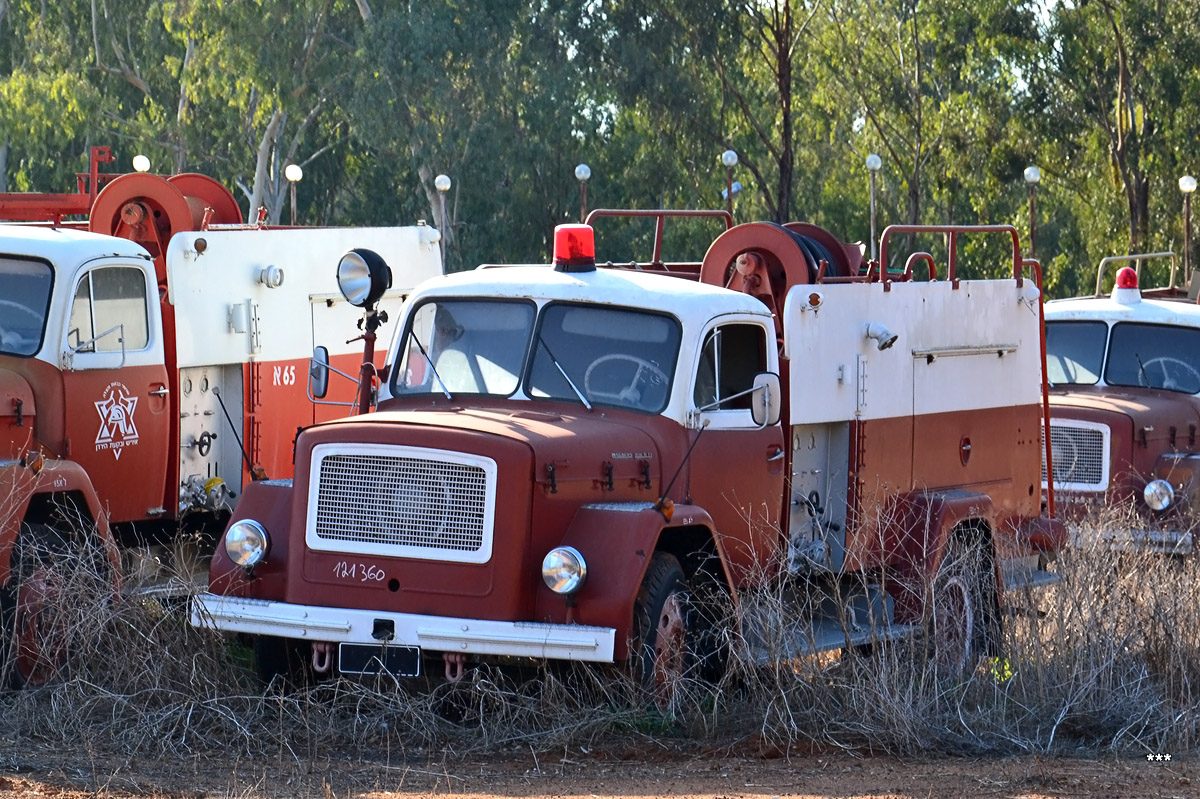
(1042, 422, 1109, 490)
(309, 446, 495, 562)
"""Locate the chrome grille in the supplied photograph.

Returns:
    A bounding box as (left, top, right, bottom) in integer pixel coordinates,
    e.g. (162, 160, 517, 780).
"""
(309, 445, 495, 562)
(1042, 422, 1109, 489)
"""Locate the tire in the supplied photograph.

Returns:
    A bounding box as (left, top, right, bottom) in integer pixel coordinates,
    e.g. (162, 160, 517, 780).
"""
(0, 525, 70, 689)
(928, 537, 991, 679)
(253, 635, 316, 690)
(633, 552, 693, 710)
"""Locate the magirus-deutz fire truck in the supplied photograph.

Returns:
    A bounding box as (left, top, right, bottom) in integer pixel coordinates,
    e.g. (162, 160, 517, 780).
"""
(0, 147, 441, 685)
(193, 210, 1064, 693)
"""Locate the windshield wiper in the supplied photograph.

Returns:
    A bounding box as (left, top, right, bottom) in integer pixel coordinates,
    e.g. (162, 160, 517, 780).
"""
(1134, 352, 1151, 388)
(537, 335, 591, 409)
(411, 333, 452, 399)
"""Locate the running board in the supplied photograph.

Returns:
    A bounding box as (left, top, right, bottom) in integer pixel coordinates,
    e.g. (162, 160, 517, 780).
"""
(1003, 555, 1063, 591)
(737, 582, 920, 665)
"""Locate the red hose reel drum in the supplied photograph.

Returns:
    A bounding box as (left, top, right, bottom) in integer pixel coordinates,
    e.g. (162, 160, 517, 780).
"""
(87, 172, 242, 273)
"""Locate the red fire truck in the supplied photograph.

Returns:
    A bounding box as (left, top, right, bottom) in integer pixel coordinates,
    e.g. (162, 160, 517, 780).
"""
(0, 147, 441, 685)
(193, 212, 1064, 693)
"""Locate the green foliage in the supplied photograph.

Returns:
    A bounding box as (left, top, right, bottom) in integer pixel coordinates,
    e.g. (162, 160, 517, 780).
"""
(1, 0, 1199, 288)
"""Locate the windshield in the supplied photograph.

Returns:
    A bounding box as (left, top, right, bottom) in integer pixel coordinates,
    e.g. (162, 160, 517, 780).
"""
(1045, 321, 1106, 385)
(392, 299, 536, 397)
(529, 303, 680, 413)
(0, 257, 53, 357)
(1105, 322, 1200, 394)
(390, 298, 682, 413)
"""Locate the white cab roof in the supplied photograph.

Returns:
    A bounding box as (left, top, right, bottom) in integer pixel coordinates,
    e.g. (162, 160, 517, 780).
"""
(0, 225, 151, 265)
(412, 264, 773, 322)
(1046, 292, 1200, 327)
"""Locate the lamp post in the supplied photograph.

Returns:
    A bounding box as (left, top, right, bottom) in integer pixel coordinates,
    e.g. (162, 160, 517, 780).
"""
(575, 163, 591, 222)
(434, 174, 452, 263)
(1182, 175, 1197, 291)
(721, 150, 738, 219)
(1024, 165, 1042, 259)
(284, 163, 303, 226)
(132, 155, 151, 173)
(866, 153, 882, 263)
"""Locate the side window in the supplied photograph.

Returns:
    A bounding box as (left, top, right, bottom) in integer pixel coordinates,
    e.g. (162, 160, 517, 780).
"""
(693, 323, 767, 411)
(68, 267, 149, 352)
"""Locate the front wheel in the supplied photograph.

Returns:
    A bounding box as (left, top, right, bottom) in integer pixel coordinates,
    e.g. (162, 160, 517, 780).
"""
(253, 635, 317, 690)
(633, 552, 693, 710)
(1, 526, 70, 689)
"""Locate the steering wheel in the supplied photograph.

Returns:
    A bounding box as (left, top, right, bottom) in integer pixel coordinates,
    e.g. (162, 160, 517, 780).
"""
(584, 354, 669, 406)
(0, 299, 42, 322)
(0, 301, 40, 351)
(1138, 356, 1200, 393)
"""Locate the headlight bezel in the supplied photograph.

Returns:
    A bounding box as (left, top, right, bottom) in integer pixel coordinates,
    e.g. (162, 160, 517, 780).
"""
(541, 546, 587, 596)
(224, 518, 271, 570)
(1144, 479, 1175, 513)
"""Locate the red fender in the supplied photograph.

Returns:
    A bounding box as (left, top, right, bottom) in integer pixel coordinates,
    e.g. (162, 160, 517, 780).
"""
(533, 503, 726, 660)
(206, 479, 295, 600)
(0, 457, 118, 588)
(883, 490, 996, 625)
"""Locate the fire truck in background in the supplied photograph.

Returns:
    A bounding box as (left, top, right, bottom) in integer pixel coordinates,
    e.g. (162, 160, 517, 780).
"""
(194, 210, 1065, 695)
(1044, 253, 1200, 553)
(0, 146, 441, 684)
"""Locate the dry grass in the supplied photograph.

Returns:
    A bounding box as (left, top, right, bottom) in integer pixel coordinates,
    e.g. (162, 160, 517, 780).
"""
(2, 502, 1199, 763)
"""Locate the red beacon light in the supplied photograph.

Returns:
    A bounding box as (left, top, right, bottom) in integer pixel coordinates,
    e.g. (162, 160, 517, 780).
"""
(1111, 265, 1142, 305)
(553, 223, 596, 273)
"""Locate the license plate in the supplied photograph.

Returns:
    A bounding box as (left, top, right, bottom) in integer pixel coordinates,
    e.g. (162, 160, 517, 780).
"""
(338, 642, 422, 677)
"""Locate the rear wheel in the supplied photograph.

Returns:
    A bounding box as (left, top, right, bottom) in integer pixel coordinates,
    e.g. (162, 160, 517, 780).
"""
(929, 537, 991, 679)
(633, 552, 693, 710)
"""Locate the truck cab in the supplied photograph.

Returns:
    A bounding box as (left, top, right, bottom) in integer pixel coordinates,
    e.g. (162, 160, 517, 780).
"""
(1044, 256, 1200, 553)
(1, 227, 173, 522)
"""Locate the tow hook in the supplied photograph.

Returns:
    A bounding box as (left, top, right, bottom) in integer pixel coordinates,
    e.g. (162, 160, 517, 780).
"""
(443, 651, 468, 682)
(312, 641, 334, 673)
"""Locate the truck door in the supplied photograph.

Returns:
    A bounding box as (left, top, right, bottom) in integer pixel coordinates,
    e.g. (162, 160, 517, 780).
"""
(688, 320, 786, 575)
(59, 262, 171, 524)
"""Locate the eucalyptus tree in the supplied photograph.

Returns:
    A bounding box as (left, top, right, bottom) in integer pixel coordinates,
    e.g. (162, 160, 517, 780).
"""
(1042, 1, 1200, 263)
(346, 0, 601, 270)
(584, 0, 833, 226)
(0, 0, 365, 223)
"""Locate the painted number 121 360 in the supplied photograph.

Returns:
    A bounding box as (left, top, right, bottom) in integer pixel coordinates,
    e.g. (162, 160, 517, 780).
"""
(333, 561, 386, 582)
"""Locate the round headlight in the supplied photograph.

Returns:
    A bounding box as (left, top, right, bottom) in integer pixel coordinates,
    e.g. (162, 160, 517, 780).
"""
(336, 248, 392, 308)
(1144, 479, 1175, 512)
(542, 546, 587, 595)
(225, 519, 270, 568)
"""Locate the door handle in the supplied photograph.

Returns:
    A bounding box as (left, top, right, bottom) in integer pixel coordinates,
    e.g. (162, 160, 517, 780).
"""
(150, 386, 170, 397)
(767, 446, 785, 462)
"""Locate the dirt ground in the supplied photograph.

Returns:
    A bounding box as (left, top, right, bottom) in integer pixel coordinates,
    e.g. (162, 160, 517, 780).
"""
(0, 740, 1192, 799)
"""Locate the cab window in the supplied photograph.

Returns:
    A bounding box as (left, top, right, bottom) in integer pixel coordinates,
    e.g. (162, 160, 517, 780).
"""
(68, 267, 149, 352)
(694, 323, 767, 412)
(0, 256, 53, 357)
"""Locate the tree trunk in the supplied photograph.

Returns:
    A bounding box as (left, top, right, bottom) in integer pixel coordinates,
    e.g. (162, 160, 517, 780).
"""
(249, 109, 284, 223)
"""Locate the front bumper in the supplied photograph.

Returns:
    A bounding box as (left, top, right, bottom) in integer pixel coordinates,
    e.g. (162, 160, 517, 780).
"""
(190, 592, 616, 663)
(1089, 527, 1195, 556)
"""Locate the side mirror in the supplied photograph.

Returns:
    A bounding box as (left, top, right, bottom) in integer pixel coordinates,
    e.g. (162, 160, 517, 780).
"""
(751, 372, 781, 427)
(309, 346, 330, 399)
